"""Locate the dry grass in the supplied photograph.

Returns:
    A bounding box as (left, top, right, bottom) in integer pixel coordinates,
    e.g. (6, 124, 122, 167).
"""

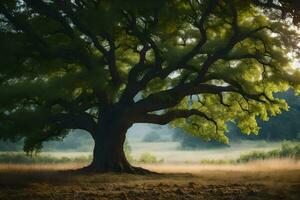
(0, 159, 298, 174)
(0, 160, 299, 200)
(0, 163, 85, 172)
(141, 159, 300, 173)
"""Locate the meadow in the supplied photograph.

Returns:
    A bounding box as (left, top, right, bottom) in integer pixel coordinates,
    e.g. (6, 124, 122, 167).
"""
(0, 141, 299, 200)
(1, 140, 298, 165)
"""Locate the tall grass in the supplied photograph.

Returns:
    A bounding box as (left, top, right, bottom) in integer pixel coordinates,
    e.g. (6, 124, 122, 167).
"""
(200, 141, 300, 164)
(0, 153, 92, 164)
(0, 141, 299, 165)
(0, 152, 164, 164)
(136, 152, 164, 164)
(237, 141, 300, 163)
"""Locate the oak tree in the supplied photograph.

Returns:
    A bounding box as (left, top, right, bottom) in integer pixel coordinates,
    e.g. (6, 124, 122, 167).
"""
(0, 0, 299, 173)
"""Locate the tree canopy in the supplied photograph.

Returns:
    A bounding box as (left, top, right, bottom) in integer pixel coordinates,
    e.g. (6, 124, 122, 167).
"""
(0, 0, 300, 154)
(236, 90, 300, 141)
(173, 91, 300, 150)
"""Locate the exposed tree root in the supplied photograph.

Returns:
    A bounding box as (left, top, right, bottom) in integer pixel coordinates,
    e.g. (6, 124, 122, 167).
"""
(74, 163, 159, 175)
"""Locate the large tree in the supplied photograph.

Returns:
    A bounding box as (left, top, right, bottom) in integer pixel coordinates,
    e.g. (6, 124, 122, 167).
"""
(0, 0, 299, 173)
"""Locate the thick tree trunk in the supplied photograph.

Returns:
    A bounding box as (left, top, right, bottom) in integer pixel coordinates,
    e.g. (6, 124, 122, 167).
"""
(80, 120, 152, 174)
(90, 127, 131, 172)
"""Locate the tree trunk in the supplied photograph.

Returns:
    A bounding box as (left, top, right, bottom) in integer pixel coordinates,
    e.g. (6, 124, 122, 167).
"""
(80, 120, 152, 174)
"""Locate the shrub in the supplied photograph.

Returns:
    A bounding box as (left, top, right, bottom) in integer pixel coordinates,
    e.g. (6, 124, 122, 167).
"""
(237, 151, 274, 163)
(137, 152, 164, 164)
(237, 141, 300, 163)
(199, 142, 300, 164)
(279, 141, 300, 159)
(200, 159, 235, 165)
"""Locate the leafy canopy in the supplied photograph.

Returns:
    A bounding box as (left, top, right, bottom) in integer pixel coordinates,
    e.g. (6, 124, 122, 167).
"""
(0, 0, 300, 152)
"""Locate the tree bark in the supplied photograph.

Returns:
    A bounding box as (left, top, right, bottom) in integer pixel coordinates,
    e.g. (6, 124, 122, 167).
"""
(80, 118, 152, 174)
(91, 129, 131, 172)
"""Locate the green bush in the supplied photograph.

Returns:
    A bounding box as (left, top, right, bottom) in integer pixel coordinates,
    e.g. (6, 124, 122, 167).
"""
(237, 151, 276, 163)
(280, 141, 300, 159)
(200, 159, 235, 165)
(237, 141, 300, 163)
(137, 152, 164, 164)
(199, 142, 300, 165)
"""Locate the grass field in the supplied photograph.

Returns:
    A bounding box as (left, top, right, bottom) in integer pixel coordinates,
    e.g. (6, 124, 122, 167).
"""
(1, 140, 298, 165)
(0, 160, 299, 200)
(0, 141, 299, 199)
(129, 140, 284, 162)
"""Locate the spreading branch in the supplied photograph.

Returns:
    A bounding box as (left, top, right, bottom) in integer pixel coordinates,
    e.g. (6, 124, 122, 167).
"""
(137, 109, 217, 126)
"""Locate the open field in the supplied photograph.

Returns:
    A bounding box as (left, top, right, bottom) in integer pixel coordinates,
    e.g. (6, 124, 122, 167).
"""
(0, 160, 299, 200)
(130, 141, 284, 162)
(0, 140, 288, 164)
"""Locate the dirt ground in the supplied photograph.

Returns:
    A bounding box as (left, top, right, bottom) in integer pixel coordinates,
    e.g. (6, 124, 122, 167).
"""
(0, 161, 299, 200)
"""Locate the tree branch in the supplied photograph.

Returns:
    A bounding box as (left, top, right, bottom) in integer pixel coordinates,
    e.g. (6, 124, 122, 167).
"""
(139, 0, 220, 84)
(55, 0, 122, 86)
(133, 77, 273, 114)
(120, 0, 219, 103)
(0, 3, 94, 69)
(137, 109, 216, 125)
(24, 0, 76, 39)
(50, 113, 97, 136)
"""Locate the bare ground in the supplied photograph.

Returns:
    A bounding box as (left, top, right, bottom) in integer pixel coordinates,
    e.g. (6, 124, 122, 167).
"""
(0, 160, 299, 200)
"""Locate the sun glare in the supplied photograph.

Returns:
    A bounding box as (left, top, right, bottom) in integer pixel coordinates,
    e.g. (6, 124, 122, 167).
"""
(292, 59, 300, 70)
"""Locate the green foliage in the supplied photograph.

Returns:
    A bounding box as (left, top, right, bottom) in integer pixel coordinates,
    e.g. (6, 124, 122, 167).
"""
(0, 150, 164, 165)
(237, 141, 300, 163)
(0, 131, 94, 152)
(226, 91, 300, 141)
(237, 150, 279, 163)
(200, 159, 235, 165)
(199, 141, 300, 164)
(257, 91, 300, 140)
(137, 152, 164, 164)
(0, 0, 300, 153)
